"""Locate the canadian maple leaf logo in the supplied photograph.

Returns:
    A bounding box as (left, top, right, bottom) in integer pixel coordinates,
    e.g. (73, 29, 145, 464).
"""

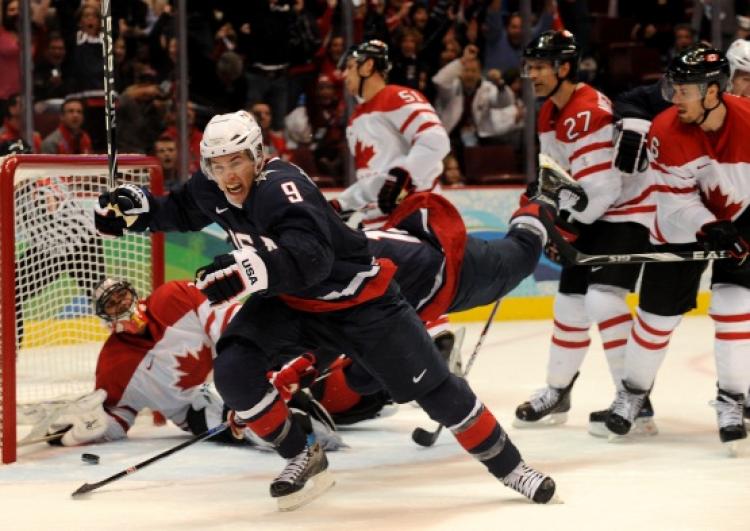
(700, 186, 743, 221)
(174, 344, 213, 391)
(354, 140, 375, 169)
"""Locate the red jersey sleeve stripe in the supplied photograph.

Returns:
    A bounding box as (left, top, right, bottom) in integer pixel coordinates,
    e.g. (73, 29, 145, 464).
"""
(570, 141, 613, 162)
(573, 161, 612, 180)
(400, 109, 438, 133)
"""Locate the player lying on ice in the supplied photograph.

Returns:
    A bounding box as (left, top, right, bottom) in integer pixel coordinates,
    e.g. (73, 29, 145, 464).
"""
(93, 109, 582, 510)
(40, 279, 343, 452)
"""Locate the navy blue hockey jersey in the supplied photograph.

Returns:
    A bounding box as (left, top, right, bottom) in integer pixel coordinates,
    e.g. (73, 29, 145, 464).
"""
(148, 158, 396, 310)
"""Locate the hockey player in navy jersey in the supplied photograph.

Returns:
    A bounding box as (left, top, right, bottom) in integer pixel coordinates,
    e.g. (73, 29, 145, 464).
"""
(94, 110, 566, 510)
(330, 40, 451, 227)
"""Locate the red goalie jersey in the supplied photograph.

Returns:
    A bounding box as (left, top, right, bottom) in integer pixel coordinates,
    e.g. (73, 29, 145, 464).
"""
(94, 281, 240, 440)
(538, 83, 656, 226)
(649, 94, 750, 243)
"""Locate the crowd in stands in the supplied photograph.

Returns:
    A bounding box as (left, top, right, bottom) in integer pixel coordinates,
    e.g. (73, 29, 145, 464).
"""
(0, 0, 749, 188)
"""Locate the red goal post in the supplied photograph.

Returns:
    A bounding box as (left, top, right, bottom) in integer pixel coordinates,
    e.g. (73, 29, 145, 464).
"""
(0, 154, 165, 464)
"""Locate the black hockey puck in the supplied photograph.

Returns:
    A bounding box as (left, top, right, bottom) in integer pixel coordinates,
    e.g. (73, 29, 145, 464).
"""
(81, 453, 100, 465)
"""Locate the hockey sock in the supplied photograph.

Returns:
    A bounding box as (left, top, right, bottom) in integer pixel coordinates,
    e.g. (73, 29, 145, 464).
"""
(418, 374, 521, 478)
(585, 285, 633, 390)
(234, 387, 307, 459)
(547, 293, 592, 388)
(624, 308, 681, 390)
(710, 284, 750, 395)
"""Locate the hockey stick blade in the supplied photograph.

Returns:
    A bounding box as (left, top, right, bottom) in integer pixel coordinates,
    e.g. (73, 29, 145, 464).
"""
(412, 426, 442, 447)
(71, 422, 229, 497)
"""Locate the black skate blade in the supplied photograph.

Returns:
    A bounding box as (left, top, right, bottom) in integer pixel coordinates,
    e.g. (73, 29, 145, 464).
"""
(512, 412, 568, 429)
(277, 469, 335, 512)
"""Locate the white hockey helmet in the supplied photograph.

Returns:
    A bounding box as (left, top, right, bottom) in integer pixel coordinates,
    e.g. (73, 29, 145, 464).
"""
(727, 39, 750, 83)
(199, 110, 265, 179)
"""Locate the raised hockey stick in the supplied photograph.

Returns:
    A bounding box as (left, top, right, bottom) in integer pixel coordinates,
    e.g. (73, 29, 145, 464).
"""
(100, 0, 118, 190)
(411, 299, 502, 447)
(71, 421, 229, 497)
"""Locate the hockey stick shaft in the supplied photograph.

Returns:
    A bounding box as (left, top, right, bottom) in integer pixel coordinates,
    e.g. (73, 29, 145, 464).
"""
(547, 224, 730, 265)
(71, 422, 229, 497)
(100, 0, 117, 189)
(413, 299, 502, 446)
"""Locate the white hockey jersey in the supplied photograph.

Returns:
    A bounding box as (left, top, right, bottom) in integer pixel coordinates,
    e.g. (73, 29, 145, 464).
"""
(336, 84, 450, 215)
(94, 281, 240, 440)
(538, 83, 656, 227)
(648, 95, 750, 244)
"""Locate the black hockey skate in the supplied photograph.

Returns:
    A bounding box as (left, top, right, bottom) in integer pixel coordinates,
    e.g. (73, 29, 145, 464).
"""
(535, 154, 588, 213)
(513, 372, 579, 427)
(501, 461, 557, 504)
(605, 381, 648, 437)
(270, 440, 335, 511)
(588, 395, 657, 438)
(710, 388, 747, 457)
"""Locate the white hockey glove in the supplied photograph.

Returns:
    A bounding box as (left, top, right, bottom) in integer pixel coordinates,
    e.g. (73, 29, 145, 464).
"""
(95, 184, 153, 236)
(613, 118, 651, 174)
(195, 247, 269, 305)
(47, 389, 109, 446)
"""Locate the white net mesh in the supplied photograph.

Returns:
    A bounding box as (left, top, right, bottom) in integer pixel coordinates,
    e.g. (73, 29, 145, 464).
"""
(11, 159, 157, 406)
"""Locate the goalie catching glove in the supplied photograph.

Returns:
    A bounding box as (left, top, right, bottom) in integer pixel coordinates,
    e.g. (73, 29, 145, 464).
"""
(47, 389, 109, 446)
(94, 184, 153, 237)
(195, 247, 269, 305)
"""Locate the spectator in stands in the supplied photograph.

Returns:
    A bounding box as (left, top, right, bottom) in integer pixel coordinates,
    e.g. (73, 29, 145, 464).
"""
(117, 66, 170, 154)
(33, 32, 70, 101)
(285, 73, 346, 179)
(0, 0, 21, 118)
(68, 3, 104, 93)
(389, 27, 426, 91)
(153, 135, 181, 191)
(40, 97, 92, 155)
(438, 37, 462, 68)
(432, 44, 518, 166)
(667, 23, 696, 62)
(0, 93, 41, 152)
(316, 34, 346, 97)
(162, 102, 203, 173)
(251, 101, 290, 160)
(441, 153, 465, 187)
(738, 15, 750, 40)
(483, 0, 554, 73)
(191, 50, 248, 116)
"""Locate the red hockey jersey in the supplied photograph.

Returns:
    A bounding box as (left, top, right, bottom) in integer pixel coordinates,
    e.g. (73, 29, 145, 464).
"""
(649, 94, 750, 243)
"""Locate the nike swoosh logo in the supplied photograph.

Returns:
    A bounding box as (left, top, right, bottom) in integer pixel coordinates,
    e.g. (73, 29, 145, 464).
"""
(591, 266, 603, 272)
(145, 356, 155, 370)
(696, 162, 711, 170)
(216, 207, 229, 214)
(412, 369, 427, 383)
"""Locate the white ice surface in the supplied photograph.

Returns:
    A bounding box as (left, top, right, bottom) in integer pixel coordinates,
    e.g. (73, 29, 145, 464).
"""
(3, 316, 749, 531)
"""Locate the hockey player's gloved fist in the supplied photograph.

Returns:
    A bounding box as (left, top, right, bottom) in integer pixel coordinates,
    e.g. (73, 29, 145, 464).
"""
(267, 352, 319, 401)
(613, 118, 651, 174)
(378, 167, 412, 214)
(697, 220, 750, 265)
(544, 215, 580, 265)
(47, 389, 109, 446)
(195, 248, 269, 305)
(94, 195, 127, 238)
(97, 184, 153, 232)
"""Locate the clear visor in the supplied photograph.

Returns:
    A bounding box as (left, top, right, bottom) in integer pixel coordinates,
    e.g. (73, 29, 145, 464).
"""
(660, 77, 707, 102)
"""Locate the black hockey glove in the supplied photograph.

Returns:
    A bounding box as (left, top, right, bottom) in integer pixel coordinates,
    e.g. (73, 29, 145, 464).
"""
(94, 194, 127, 238)
(697, 220, 750, 265)
(95, 184, 153, 235)
(613, 118, 651, 174)
(195, 248, 269, 305)
(377, 167, 411, 214)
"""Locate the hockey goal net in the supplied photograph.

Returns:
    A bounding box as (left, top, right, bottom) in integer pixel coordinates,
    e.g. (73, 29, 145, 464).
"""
(0, 154, 164, 463)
